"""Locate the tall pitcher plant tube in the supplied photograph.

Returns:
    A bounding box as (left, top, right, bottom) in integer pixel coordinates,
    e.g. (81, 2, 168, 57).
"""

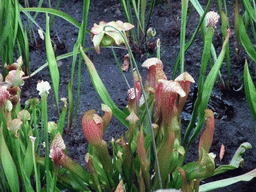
(175, 72, 195, 116)
(81, 104, 114, 186)
(141, 58, 167, 90)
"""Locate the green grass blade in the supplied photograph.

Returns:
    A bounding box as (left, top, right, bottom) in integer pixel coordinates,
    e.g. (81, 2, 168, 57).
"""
(67, 80, 73, 130)
(180, 0, 189, 73)
(17, 21, 30, 74)
(220, 10, 231, 78)
(244, 60, 256, 122)
(242, 0, 256, 22)
(119, 0, 131, 23)
(140, 0, 147, 34)
(33, 0, 44, 19)
(131, 0, 144, 36)
(119, 0, 137, 43)
(23, 138, 34, 177)
(45, 13, 59, 111)
(239, 15, 256, 63)
(172, 0, 212, 79)
(249, 18, 256, 43)
(41, 93, 51, 190)
(0, 0, 14, 66)
(29, 51, 75, 77)
(111, 46, 131, 88)
(79, 45, 128, 127)
(19, 4, 45, 34)
(20, 7, 89, 31)
(186, 29, 230, 150)
(73, 0, 90, 123)
(0, 125, 20, 192)
(68, 0, 90, 129)
(145, 0, 156, 39)
(190, 0, 218, 61)
(57, 99, 68, 135)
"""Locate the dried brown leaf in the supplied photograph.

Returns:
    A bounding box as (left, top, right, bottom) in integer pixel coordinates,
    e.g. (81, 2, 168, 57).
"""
(122, 54, 129, 72)
(219, 143, 225, 161)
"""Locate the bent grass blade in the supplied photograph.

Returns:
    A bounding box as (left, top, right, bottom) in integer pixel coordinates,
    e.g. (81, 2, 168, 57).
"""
(79, 45, 129, 127)
(244, 61, 256, 133)
(45, 13, 59, 111)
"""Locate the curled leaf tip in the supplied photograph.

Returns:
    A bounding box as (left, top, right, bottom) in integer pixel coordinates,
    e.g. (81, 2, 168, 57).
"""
(141, 58, 163, 69)
(0, 85, 11, 105)
(205, 109, 214, 118)
(7, 119, 23, 138)
(159, 79, 186, 97)
(49, 133, 66, 166)
(93, 114, 103, 125)
(175, 72, 195, 83)
(126, 110, 139, 122)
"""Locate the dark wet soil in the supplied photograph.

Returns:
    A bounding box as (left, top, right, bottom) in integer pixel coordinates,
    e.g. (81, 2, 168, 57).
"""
(19, 0, 256, 191)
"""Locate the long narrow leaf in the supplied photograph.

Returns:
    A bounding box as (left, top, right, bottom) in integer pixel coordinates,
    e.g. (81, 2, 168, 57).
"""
(242, 0, 256, 22)
(180, 0, 189, 73)
(0, 125, 19, 192)
(190, 0, 218, 62)
(172, 0, 213, 79)
(45, 13, 59, 111)
(20, 7, 83, 29)
(244, 61, 256, 121)
(239, 15, 256, 63)
(199, 168, 256, 191)
(79, 46, 128, 127)
(17, 20, 30, 74)
(19, 4, 45, 34)
(70, 0, 90, 129)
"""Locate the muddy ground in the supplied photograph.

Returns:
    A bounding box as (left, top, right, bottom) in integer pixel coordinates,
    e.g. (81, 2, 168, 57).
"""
(19, 0, 256, 191)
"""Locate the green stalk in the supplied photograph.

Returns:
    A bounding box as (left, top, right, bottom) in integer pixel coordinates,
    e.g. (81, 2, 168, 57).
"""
(172, 0, 212, 79)
(69, 0, 90, 129)
(140, 0, 147, 35)
(41, 92, 51, 191)
(145, 0, 156, 40)
(156, 39, 161, 59)
(20, 7, 87, 30)
(119, 0, 137, 42)
(180, 0, 189, 73)
(31, 137, 41, 192)
(111, 46, 131, 89)
(198, 27, 214, 91)
(0, 125, 19, 192)
(131, 0, 144, 37)
(45, 13, 59, 112)
(94, 141, 114, 188)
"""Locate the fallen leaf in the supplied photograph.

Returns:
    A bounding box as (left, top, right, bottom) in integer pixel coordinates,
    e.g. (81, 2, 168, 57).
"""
(219, 144, 225, 161)
(122, 54, 129, 72)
